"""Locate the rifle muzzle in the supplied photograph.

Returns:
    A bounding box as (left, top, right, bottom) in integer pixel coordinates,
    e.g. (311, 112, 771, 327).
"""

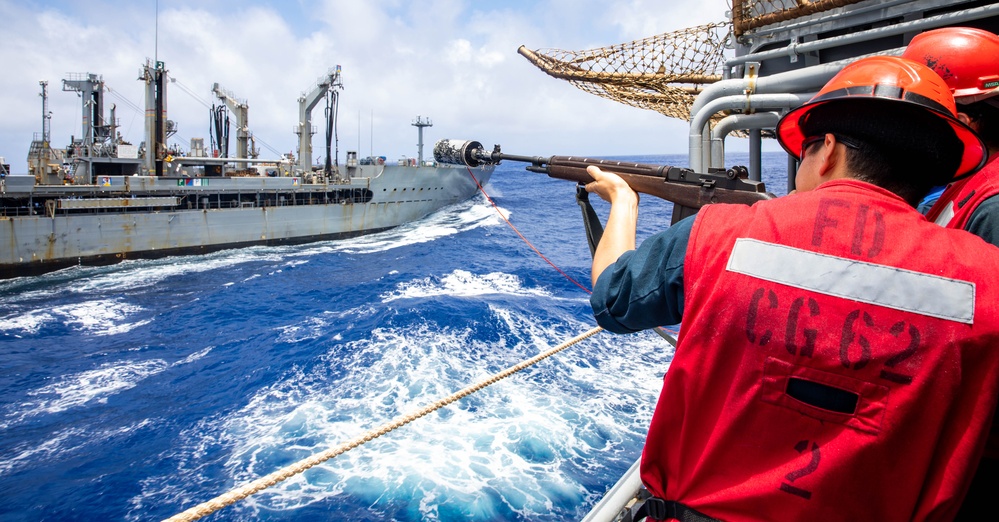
(434, 139, 489, 167)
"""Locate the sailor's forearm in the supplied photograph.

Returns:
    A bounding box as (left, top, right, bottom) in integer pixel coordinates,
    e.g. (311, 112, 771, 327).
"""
(591, 193, 638, 287)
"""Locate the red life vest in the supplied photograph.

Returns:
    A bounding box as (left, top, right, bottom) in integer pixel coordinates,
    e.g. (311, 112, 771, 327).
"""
(640, 179, 999, 521)
(925, 156, 999, 228)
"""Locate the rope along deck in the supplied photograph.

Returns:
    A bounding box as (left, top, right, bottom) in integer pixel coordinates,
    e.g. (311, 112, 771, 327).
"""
(165, 326, 604, 521)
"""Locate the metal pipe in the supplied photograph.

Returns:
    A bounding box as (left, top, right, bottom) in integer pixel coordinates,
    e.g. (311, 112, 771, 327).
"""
(788, 154, 798, 194)
(687, 56, 868, 174)
(690, 63, 844, 125)
(709, 113, 779, 179)
(726, 3, 999, 68)
(689, 93, 812, 171)
(750, 129, 763, 182)
(688, 62, 846, 169)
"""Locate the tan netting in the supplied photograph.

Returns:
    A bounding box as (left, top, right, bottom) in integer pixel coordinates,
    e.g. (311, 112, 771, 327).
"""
(518, 1, 869, 123)
(732, 0, 866, 36)
(517, 22, 731, 121)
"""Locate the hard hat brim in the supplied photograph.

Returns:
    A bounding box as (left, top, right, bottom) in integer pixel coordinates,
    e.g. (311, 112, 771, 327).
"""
(777, 95, 987, 180)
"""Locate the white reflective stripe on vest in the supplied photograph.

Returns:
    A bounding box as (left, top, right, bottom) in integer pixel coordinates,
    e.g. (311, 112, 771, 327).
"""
(934, 201, 956, 226)
(725, 238, 975, 324)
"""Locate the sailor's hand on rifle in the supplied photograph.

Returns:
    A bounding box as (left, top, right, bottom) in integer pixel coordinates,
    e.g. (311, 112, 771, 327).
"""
(585, 166, 639, 286)
(584, 166, 639, 206)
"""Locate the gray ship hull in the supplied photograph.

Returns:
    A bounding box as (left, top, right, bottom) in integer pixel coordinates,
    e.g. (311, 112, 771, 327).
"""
(0, 162, 493, 278)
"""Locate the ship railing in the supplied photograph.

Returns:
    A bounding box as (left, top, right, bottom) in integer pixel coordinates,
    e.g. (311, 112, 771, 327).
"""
(1, 187, 374, 216)
(0, 207, 39, 218)
(183, 190, 368, 210)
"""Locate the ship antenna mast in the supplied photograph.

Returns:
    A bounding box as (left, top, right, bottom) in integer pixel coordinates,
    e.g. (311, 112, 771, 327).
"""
(39, 81, 51, 144)
(412, 116, 432, 165)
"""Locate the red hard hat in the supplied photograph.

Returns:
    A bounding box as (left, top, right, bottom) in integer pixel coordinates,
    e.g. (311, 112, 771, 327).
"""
(776, 55, 986, 179)
(902, 27, 999, 103)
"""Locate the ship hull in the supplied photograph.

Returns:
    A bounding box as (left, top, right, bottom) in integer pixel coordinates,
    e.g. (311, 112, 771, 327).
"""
(0, 163, 493, 278)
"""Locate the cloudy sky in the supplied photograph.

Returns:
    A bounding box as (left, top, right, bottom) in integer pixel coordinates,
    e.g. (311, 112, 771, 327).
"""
(0, 0, 764, 175)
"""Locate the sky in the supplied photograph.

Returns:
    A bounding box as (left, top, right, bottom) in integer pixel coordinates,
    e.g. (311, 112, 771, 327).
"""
(0, 0, 767, 175)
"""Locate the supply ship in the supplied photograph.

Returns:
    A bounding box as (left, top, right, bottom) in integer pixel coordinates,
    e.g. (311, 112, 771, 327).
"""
(0, 63, 493, 279)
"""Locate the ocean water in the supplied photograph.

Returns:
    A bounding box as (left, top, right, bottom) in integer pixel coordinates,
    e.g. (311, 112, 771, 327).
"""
(0, 152, 790, 521)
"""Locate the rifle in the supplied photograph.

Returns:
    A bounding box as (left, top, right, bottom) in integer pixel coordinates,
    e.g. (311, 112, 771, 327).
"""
(433, 139, 776, 225)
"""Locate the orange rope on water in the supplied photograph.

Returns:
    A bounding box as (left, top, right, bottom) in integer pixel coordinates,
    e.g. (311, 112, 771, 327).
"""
(466, 169, 593, 295)
(466, 170, 683, 345)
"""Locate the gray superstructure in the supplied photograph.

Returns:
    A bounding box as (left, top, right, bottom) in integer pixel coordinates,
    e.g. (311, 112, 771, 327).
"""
(0, 63, 494, 278)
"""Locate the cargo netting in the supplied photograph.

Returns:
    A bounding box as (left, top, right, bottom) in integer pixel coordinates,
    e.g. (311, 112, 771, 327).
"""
(519, 0, 866, 122)
(517, 22, 731, 121)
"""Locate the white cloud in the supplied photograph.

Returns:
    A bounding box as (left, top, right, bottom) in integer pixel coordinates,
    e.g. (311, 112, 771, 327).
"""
(0, 0, 767, 175)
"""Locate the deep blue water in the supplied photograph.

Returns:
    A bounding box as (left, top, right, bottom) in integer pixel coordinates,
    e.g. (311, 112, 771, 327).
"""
(0, 152, 790, 521)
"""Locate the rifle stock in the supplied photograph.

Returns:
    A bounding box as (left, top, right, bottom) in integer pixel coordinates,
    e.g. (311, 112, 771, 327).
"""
(544, 157, 773, 209)
(433, 139, 776, 214)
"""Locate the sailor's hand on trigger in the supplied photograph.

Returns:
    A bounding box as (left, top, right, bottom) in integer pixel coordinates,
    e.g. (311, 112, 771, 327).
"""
(585, 166, 639, 205)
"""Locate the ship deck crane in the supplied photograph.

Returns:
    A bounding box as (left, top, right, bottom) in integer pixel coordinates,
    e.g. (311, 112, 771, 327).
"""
(211, 83, 250, 169)
(295, 66, 343, 175)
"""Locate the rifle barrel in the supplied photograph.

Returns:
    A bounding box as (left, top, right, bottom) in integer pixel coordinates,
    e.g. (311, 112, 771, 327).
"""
(432, 138, 775, 210)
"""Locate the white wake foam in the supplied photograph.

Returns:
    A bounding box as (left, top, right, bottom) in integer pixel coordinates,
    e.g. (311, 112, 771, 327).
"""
(1, 298, 149, 337)
(0, 309, 55, 336)
(304, 196, 504, 256)
(0, 348, 213, 430)
(136, 288, 672, 520)
(381, 269, 552, 302)
(0, 420, 155, 475)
